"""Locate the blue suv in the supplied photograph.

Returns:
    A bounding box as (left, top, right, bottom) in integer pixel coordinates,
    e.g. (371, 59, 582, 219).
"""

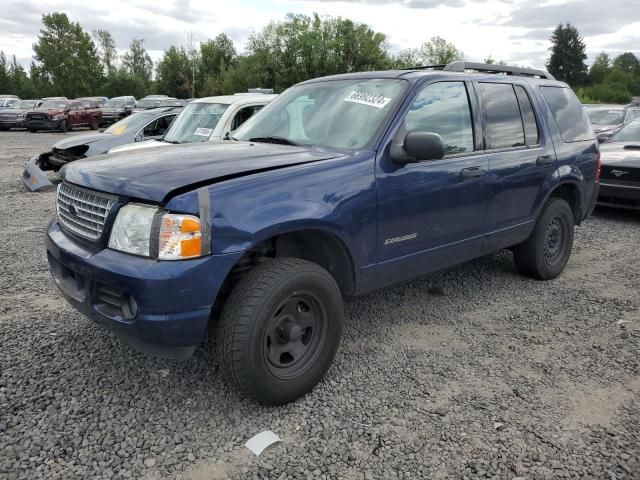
(46, 62, 599, 404)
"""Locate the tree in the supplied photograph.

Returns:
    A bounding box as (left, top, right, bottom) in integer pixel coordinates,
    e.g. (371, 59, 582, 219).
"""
(588, 52, 611, 85)
(93, 29, 118, 74)
(198, 34, 238, 96)
(156, 46, 191, 98)
(32, 12, 102, 97)
(419, 36, 463, 65)
(612, 52, 640, 77)
(245, 13, 391, 91)
(546, 23, 587, 88)
(392, 48, 421, 68)
(122, 39, 153, 85)
(0, 52, 9, 93)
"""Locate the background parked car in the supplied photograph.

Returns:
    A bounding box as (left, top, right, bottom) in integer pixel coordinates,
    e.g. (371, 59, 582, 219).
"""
(24, 99, 102, 132)
(598, 119, 640, 210)
(133, 96, 176, 112)
(24, 106, 182, 190)
(0, 99, 43, 130)
(586, 104, 640, 142)
(41, 96, 68, 101)
(76, 97, 107, 108)
(100, 96, 136, 125)
(0, 95, 19, 107)
(110, 93, 276, 154)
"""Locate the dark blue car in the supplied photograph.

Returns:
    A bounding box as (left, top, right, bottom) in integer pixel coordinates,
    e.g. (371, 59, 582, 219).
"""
(46, 62, 599, 404)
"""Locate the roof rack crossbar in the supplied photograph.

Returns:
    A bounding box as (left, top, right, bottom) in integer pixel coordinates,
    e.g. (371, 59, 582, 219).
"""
(403, 61, 555, 80)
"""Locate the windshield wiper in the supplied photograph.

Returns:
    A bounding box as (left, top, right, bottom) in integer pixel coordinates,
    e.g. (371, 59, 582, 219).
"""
(248, 136, 299, 146)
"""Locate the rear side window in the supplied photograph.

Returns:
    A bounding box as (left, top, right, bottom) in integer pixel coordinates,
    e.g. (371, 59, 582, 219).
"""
(479, 83, 525, 149)
(514, 86, 539, 146)
(541, 86, 592, 142)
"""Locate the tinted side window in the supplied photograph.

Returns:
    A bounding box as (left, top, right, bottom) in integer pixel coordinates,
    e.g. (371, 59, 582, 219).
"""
(405, 81, 474, 155)
(514, 86, 539, 146)
(232, 105, 264, 130)
(540, 86, 592, 142)
(480, 83, 525, 149)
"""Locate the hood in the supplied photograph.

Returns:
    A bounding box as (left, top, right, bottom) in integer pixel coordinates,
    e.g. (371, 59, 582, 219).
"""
(62, 141, 346, 203)
(0, 107, 29, 114)
(53, 133, 112, 150)
(600, 143, 640, 166)
(109, 139, 163, 154)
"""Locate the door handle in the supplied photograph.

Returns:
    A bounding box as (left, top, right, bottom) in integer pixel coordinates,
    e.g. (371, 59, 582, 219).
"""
(460, 167, 485, 180)
(536, 155, 553, 166)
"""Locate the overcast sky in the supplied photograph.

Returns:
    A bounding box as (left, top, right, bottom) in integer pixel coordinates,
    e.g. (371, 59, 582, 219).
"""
(1, 0, 638, 70)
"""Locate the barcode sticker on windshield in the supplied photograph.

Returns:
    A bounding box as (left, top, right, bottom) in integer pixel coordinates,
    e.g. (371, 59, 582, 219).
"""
(194, 127, 213, 137)
(344, 91, 391, 109)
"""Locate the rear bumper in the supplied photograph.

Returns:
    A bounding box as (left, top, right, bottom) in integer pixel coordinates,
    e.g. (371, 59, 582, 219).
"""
(46, 220, 242, 357)
(598, 181, 640, 210)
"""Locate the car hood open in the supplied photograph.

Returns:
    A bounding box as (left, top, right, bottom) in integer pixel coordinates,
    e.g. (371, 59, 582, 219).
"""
(61, 141, 346, 203)
(54, 133, 112, 150)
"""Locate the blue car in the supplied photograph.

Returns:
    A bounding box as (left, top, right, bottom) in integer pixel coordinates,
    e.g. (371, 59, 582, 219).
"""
(46, 62, 599, 404)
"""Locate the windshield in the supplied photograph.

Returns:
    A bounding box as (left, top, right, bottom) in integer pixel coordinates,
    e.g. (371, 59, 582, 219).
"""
(137, 98, 162, 108)
(609, 121, 640, 143)
(11, 100, 36, 109)
(587, 108, 625, 126)
(104, 99, 125, 108)
(40, 101, 68, 109)
(162, 102, 230, 143)
(234, 78, 407, 149)
(104, 112, 155, 135)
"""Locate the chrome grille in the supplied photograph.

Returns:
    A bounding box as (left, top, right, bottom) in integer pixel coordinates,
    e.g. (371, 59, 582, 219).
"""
(56, 183, 116, 240)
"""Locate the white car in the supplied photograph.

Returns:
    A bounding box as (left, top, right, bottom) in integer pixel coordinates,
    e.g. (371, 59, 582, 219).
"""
(108, 93, 277, 154)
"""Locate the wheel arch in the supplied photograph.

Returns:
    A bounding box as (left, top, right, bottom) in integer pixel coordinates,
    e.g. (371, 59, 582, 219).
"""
(543, 180, 582, 225)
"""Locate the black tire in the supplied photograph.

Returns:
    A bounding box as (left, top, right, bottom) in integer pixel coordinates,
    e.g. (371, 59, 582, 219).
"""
(0, 127, 8, 131)
(90, 117, 99, 130)
(217, 257, 343, 405)
(29, 129, 36, 133)
(59, 120, 68, 133)
(513, 197, 574, 280)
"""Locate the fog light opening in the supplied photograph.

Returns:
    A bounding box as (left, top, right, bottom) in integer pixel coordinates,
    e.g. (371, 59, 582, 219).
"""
(121, 294, 138, 319)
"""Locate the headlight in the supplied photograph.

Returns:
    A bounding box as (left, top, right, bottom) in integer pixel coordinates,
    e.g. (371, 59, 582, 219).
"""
(158, 214, 202, 260)
(108, 204, 203, 260)
(108, 204, 156, 256)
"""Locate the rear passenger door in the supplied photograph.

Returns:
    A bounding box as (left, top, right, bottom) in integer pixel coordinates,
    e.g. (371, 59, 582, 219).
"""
(477, 82, 556, 248)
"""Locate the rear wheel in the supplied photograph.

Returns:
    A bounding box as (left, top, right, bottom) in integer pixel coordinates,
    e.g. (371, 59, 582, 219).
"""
(59, 120, 68, 133)
(513, 198, 574, 280)
(89, 117, 99, 130)
(217, 258, 343, 405)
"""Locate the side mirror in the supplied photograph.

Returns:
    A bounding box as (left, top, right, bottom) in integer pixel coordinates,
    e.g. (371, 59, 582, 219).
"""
(596, 133, 611, 143)
(223, 131, 230, 140)
(134, 132, 143, 142)
(391, 132, 446, 164)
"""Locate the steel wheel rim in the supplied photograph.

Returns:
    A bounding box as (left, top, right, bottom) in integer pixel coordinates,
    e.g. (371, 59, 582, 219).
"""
(263, 290, 328, 380)
(543, 217, 565, 265)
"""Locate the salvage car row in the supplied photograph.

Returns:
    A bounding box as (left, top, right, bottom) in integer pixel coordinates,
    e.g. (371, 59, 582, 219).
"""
(22, 91, 277, 190)
(0, 94, 192, 132)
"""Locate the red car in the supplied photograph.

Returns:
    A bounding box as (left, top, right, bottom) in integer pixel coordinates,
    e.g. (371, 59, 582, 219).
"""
(24, 99, 102, 133)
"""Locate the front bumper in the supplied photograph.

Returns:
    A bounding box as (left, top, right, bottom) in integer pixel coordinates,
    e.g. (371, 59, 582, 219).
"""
(25, 119, 61, 131)
(598, 181, 640, 210)
(46, 220, 242, 357)
(101, 113, 125, 124)
(0, 118, 21, 128)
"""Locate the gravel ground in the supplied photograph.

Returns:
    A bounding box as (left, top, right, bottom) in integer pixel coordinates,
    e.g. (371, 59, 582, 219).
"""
(1, 130, 639, 480)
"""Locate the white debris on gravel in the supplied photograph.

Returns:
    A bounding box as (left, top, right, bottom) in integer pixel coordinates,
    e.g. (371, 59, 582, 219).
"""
(0, 131, 639, 479)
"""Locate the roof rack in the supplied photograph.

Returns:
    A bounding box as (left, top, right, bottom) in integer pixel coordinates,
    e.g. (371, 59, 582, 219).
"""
(406, 61, 555, 80)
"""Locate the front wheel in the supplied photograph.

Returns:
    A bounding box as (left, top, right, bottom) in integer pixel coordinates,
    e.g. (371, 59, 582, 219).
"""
(59, 120, 68, 133)
(90, 117, 99, 130)
(513, 197, 574, 280)
(217, 258, 343, 405)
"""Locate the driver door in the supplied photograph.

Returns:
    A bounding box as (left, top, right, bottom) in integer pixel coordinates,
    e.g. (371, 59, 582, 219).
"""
(374, 80, 491, 284)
